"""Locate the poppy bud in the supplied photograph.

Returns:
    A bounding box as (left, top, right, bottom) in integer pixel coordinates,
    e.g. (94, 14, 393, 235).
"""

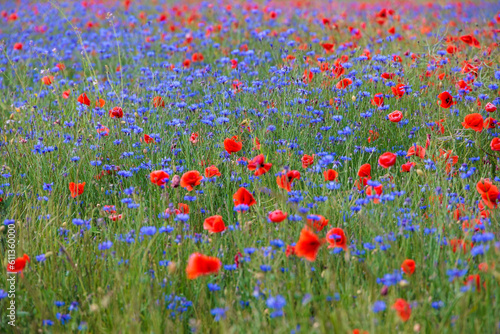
(399, 279, 409, 287)
(0, 226, 4, 233)
(168, 261, 177, 274)
(416, 169, 424, 176)
(352, 95, 356, 101)
(171, 175, 181, 188)
(62, 222, 67, 227)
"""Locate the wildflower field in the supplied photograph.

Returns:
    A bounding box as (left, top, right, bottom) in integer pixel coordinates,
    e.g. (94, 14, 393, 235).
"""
(2, 0, 500, 332)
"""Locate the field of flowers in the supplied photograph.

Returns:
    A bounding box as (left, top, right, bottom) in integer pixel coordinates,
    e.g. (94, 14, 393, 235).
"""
(1, 0, 500, 332)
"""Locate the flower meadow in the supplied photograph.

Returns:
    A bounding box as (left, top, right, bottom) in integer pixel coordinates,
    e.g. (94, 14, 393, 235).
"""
(2, 0, 500, 332)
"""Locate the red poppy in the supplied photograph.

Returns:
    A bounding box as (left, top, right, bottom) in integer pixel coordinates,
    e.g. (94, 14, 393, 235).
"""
(491, 138, 500, 151)
(97, 126, 109, 136)
(476, 179, 492, 195)
(336, 78, 352, 89)
(371, 93, 384, 106)
(301, 154, 314, 168)
(7, 254, 30, 274)
(203, 215, 226, 233)
(150, 170, 169, 187)
(62, 90, 70, 99)
(180, 170, 203, 191)
(41, 76, 54, 85)
(321, 43, 335, 52)
(285, 245, 296, 257)
(392, 299, 411, 321)
(276, 170, 301, 192)
(205, 165, 221, 178)
(233, 187, 256, 206)
(96, 98, 105, 108)
(224, 136, 242, 154)
(68, 182, 85, 198)
(294, 228, 324, 262)
(183, 59, 191, 68)
(378, 152, 397, 168)
(109, 106, 123, 118)
(268, 210, 288, 223)
(247, 154, 272, 176)
(381, 72, 395, 80)
(190, 132, 199, 144)
(358, 164, 371, 178)
(178, 203, 189, 214)
(307, 215, 329, 231)
(152, 96, 165, 108)
(323, 169, 338, 181)
(391, 84, 405, 98)
(450, 239, 473, 254)
(388, 110, 403, 122)
(185, 253, 221, 279)
(401, 162, 416, 172)
(13, 43, 23, 50)
(77, 93, 91, 106)
(143, 134, 155, 143)
(462, 113, 484, 132)
(326, 228, 347, 249)
(437, 91, 454, 108)
(406, 145, 426, 159)
(459, 34, 480, 48)
(485, 102, 497, 112)
(464, 274, 484, 292)
(401, 259, 415, 275)
(481, 185, 500, 209)
(366, 185, 383, 204)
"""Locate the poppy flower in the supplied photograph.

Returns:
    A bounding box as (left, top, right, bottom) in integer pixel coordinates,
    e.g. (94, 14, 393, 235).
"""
(460, 34, 480, 48)
(13, 43, 23, 50)
(109, 106, 123, 118)
(143, 134, 155, 143)
(77, 93, 91, 106)
(205, 165, 221, 178)
(62, 90, 70, 99)
(401, 259, 415, 275)
(401, 162, 416, 172)
(326, 228, 347, 249)
(371, 93, 384, 106)
(97, 126, 109, 137)
(185, 253, 221, 279)
(69, 182, 85, 198)
(485, 102, 497, 112)
(180, 170, 203, 191)
(388, 110, 403, 122)
(152, 96, 165, 108)
(247, 154, 272, 176)
(392, 299, 411, 321)
(450, 239, 473, 254)
(276, 170, 301, 192)
(294, 228, 324, 262)
(56, 63, 65, 71)
(323, 169, 338, 181)
(336, 78, 352, 89)
(268, 210, 288, 223)
(483, 117, 498, 129)
(41, 76, 54, 85)
(406, 145, 426, 159)
(96, 99, 105, 108)
(378, 152, 397, 168)
(301, 154, 314, 169)
(233, 187, 256, 206)
(150, 170, 169, 187)
(321, 43, 334, 52)
(203, 215, 226, 233)
(224, 136, 242, 154)
(476, 179, 492, 195)
(437, 91, 454, 108)
(366, 185, 383, 204)
(491, 138, 500, 151)
(190, 132, 199, 144)
(307, 215, 329, 231)
(358, 164, 371, 178)
(178, 203, 190, 214)
(391, 84, 405, 98)
(462, 113, 484, 132)
(285, 245, 296, 257)
(7, 254, 30, 274)
(381, 72, 395, 80)
(464, 274, 484, 292)
(481, 185, 500, 209)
